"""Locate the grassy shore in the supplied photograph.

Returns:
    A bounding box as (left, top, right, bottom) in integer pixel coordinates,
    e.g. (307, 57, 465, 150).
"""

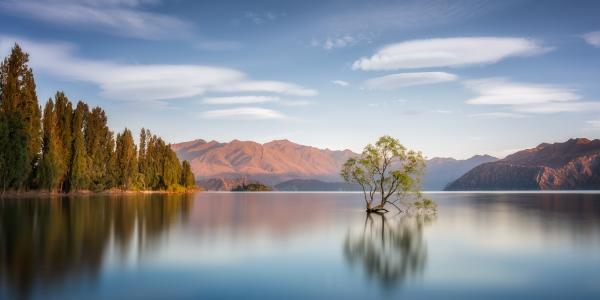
(0, 188, 200, 198)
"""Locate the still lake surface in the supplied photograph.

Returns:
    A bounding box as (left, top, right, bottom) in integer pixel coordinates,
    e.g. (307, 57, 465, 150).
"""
(1, 192, 600, 299)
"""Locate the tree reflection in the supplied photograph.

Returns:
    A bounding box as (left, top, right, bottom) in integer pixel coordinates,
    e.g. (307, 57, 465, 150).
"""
(343, 213, 434, 289)
(0, 194, 193, 299)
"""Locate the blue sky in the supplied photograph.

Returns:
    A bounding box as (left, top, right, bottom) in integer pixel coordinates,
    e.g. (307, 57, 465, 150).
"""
(1, 0, 600, 159)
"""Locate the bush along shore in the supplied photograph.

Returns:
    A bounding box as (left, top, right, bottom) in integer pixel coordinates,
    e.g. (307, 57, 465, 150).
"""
(0, 44, 196, 196)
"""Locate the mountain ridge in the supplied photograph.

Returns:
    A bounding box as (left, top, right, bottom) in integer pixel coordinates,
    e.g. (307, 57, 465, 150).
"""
(446, 138, 600, 190)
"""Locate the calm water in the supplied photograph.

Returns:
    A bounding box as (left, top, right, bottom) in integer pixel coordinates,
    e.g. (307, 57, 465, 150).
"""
(1, 192, 600, 300)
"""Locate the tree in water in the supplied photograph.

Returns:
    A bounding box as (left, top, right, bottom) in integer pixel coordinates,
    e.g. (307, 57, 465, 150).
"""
(37, 99, 65, 192)
(344, 213, 433, 289)
(341, 135, 431, 213)
(0, 44, 41, 190)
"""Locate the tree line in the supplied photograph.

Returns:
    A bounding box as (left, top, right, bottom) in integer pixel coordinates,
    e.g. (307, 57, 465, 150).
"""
(0, 44, 195, 193)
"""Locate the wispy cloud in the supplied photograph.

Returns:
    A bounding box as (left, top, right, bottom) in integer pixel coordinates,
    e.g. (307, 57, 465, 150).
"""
(331, 80, 349, 87)
(203, 96, 279, 105)
(464, 78, 600, 114)
(353, 37, 549, 71)
(582, 31, 600, 47)
(364, 72, 457, 90)
(242, 11, 286, 25)
(587, 119, 600, 128)
(468, 112, 527, 119)
(0, 35, 317, 102)
(310, 34, 373, 50)
(201, 107, 286, 120)
(0, 0, 192, 40)
(464, 78, 579, 105)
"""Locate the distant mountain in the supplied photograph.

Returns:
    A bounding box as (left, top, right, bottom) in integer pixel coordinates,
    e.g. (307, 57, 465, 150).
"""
(172, 139, 356, 185)
(422, 155, 498, 190)
(274, 179, 362, 191)
(446, 138, 600, 190)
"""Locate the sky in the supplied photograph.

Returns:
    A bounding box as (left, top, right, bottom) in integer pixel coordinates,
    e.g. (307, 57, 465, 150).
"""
(1, 0, 599, 159)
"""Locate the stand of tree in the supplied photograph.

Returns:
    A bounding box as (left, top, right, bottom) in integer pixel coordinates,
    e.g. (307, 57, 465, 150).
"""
(0, 44, 196, 194)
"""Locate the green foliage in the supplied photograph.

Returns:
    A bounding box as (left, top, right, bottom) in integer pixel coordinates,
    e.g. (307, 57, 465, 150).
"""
(0, 44, 197, 194)
(115, 128, 138, 190)
(180, 160, 195, 189)
(0, 44, 41, 189)
(85, 106, 114, 191)
(231, 183, 272, 192)
(412, 198, 437, 212)
(341, 135, 429, 213)
(0, 113, 28, 192)
(69, 102, 91, 191)
(37, 99, 65, 191)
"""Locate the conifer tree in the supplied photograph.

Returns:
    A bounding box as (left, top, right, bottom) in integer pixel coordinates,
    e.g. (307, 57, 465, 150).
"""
(0, 113, 28, 192)
(69, 101, 90, 191)
(38, 99, 65, 191)
(0, 44, 41, 189)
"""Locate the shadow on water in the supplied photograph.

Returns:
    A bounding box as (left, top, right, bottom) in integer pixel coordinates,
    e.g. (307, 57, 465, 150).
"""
(343, 212, 435, 290)
(0, 194, 193, 300)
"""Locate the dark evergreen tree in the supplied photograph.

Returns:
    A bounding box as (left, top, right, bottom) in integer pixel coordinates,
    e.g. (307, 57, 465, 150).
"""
(0, 113, 28, 193)
(0, 44, 41, 189)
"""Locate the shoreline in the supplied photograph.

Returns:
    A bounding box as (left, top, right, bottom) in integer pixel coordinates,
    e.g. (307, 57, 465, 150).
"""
(0, 189, 200, 198)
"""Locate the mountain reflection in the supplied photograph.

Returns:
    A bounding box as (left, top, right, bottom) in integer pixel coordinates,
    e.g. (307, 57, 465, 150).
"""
(343, 213, 434, 289)
(0, 194, 193, 300)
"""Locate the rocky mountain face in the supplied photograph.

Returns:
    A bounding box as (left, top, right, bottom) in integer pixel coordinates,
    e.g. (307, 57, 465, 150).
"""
(446, 138, 600, 190)
(172, 139, 356, 185)
(422, 155, 498, 190)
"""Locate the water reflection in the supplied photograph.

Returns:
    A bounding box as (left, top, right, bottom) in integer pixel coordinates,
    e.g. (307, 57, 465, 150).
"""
(343, 213, 434, 289)
(0, 194, 193, 300)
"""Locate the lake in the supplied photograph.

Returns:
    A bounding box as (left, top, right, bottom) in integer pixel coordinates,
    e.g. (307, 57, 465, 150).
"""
(1, 192, 600, 299)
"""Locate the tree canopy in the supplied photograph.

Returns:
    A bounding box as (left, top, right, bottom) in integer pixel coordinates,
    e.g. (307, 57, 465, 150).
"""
(341, 135, 432, 213)
(0, 44, 196, 194)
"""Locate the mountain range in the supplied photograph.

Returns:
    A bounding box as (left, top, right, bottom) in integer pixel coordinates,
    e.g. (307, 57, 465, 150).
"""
(172, 139, 498, 191)
(171, 139, 355, 186)
(446, 138, 600, 190)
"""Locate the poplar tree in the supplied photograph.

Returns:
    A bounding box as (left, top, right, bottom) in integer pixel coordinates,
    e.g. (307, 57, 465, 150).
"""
(0, 44, 41, 189)
(85, 106, 113, 190)
(180, 160, 195, 189)
(115, 128, 138, 190)
(54, 92, 73, 191)
(163, 145, 182, 189)
(69, 101, 90, 191)
(38, 99, 64, 191)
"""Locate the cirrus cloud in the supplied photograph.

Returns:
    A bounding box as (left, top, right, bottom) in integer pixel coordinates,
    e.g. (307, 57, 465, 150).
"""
(352, 37, 549, 71)
(201, 107, 286, 120)
(464, 78, 600, 114)
(0, 0, 191, 40)
(582, 31, 600, 47)
(203, 96, 279, 105)
(364, 72, 457, 90)
(0, 35, 317, 102)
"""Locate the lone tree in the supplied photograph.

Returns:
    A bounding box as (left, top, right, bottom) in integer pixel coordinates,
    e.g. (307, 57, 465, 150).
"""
(341, 135, 427, 213)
